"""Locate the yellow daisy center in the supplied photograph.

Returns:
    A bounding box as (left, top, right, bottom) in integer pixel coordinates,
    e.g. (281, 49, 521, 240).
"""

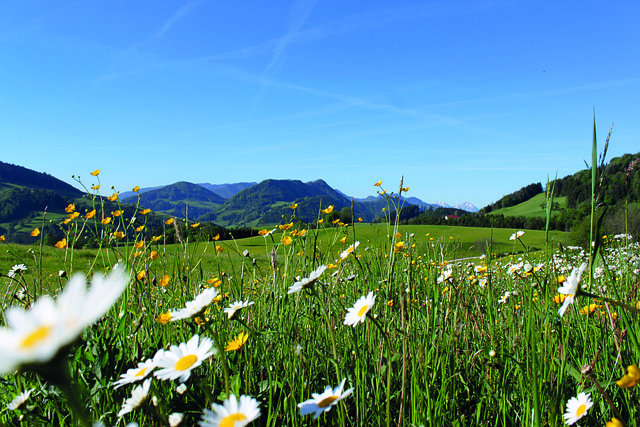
(21, 325, 53, 350)
(318, 395, 338, 408)
(135, 367, 149, 377)
(220, 413, 247, 427)
(175, 354, 198, 371)
(357, 305, 369, 317)
(576, 404, 586, 418)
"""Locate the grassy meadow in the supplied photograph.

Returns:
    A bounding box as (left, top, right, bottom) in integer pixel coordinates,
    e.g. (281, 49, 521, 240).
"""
(1, 170, 639, 427)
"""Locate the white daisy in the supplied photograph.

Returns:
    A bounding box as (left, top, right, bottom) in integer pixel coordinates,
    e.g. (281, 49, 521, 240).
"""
(7, 389, 33, 410)
(298, 378, 354, 419)
(7, 264, 28, 278)
(510, 231, 525, 240)
(168, 412, 184, 427)
(224, 300, 254, 319)
(170, 288, 219, 321)
(557, 263, 587, 317)
(0, 267, 129, 374)
(114, 351, 163, 388)
(288, 265, 327, 294)
(344, 291, 375, 326)
(118, 379, 151, 418)
(437, 266, 453, 284)
(199, 394, 261, 427)
(340, 241, 360, 260)
(563, 392, 593, 425)
(154, 335, 216, 383)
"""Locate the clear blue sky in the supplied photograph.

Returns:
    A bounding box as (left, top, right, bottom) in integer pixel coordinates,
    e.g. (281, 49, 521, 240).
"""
(1, 1, 638, 208)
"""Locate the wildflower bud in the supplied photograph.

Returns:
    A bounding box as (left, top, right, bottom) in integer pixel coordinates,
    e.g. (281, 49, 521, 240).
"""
(489, 350, 496, 358)
(581, 364, 594, 377)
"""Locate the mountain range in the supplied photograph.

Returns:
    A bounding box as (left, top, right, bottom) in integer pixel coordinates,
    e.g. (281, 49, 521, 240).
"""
(0, 160, 478, 239)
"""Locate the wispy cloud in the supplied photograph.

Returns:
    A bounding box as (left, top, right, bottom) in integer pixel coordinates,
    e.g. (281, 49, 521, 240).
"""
(252, 0, 320, 113)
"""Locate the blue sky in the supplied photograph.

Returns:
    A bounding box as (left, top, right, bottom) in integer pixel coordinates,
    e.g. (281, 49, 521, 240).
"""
(1, 1, 638, 208)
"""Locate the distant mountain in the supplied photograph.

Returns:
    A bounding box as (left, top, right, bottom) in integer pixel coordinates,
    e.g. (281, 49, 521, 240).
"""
(122, 181, 226, 219)
(455, 202, 479, 212)
(198, 182, 256, 199)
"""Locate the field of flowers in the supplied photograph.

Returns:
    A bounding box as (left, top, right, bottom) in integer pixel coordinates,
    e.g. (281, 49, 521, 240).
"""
(1, 171, 639, 427)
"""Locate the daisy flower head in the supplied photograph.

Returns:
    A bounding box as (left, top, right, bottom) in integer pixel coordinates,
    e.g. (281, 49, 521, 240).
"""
(114, 351, 164, 388)
(7, 389, 33, 410)
(224, 300, 254, 320)
(0, 267, 129, 374)
(563, 392, 593, 425)
(288, 265, 327, 294)
(340, 241, 360, 260)
(298, 378, 354, 419)
(154, 335, 216, 383)
(170, 288, 219, 321)
(7, 264, 28, 278)
(118, 379, 151, 418)
(557, 263, 587, 317)
(199, 394, 261, 427)
(344, 291, 375, 327)
(510, 231, 525, 241)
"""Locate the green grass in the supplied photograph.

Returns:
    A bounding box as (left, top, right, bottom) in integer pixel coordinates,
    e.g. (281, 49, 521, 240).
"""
(0, 169, 638, 426)
(489, 193, 568, 218)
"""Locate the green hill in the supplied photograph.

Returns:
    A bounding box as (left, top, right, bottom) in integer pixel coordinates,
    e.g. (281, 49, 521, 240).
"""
(122, 181, 226, 219)
(488, 193, 568, 218)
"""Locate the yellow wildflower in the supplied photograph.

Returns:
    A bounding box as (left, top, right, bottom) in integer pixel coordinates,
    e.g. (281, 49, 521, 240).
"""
(112, 210, 124, 217)
(279, 223, 293, 231)
(216, 245, 224, 252)
(68, 212, 79, 220)
(65, 204, 75, 213)
(150, 251, 159, 261)
(374, 180, 383, 186)
(394, 241, 405, 253)
(401, 187, 410, 192)
(190, 222, 200, 228)
(91, 184, 101, 190)
(358, 217, 363, 222)
(616, 364, 640, 388)
(152, 235, 162, 242)
(113, 231, 125, 239)
(85, 209, 96, 219)
(107, 193, 118, 202)
(282, 236, 293, 245)
(0, 235, 4, 241)
(340, 236, 347, 243)
(212, 233, 220, 240)
(225, 332, 249, 352)
(31, 228, 40, 237)
(139, 208, 151, 215)
(318, 218, 324, 224)
(63, 219, 71, 224)
(165, 218, 174, 225)
(101, 217, 111, 225)
(55, 238, 67, 249)
(207, 278, 222, 287)
(157, 311, 172, 324)
(289, 203, 298, 209)
(322, 205, 334, 214)
(90, 169, 100, 176)
(135, 225, 145, 232)
(159, 274, 170, 287)
(553, 294, 567, 304)
(136, 270, 145, 280)
(134, 241, 144, 249)
(132, 186, 140, 192)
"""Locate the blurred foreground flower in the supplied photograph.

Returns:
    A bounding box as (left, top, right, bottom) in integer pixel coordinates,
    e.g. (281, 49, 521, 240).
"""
(298, 378, 354, 419)
(0, 267, 129, 374)
(510, 231, 525, 240)
(199, 394, 260, 427)
(340, 241, 360, 260)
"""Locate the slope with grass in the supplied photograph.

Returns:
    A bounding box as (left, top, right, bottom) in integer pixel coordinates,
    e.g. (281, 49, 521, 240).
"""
(488, 193, 568, 218)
